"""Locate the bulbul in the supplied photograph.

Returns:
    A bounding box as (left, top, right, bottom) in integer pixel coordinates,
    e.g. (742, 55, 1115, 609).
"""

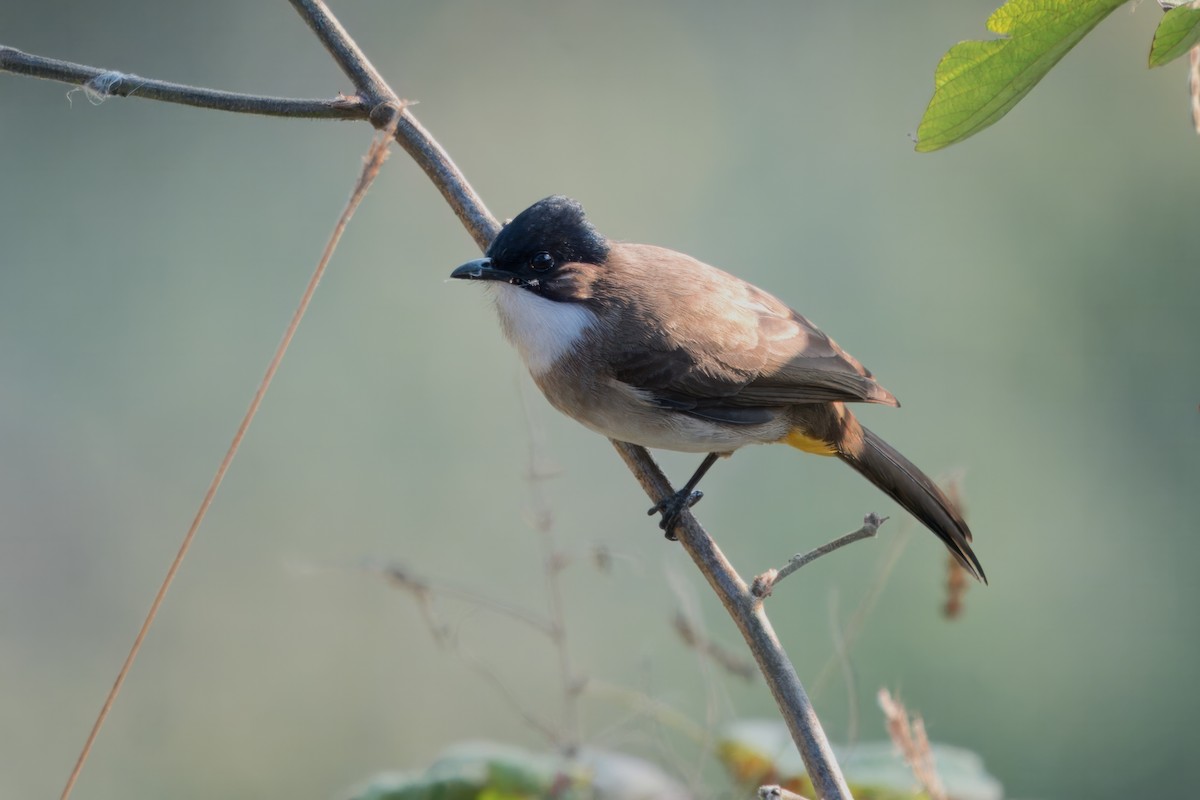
(451, 196, 984, 582)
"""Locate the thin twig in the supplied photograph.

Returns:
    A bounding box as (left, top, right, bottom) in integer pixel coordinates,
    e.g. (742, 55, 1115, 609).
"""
(0, 46, 369, 118)
(390, 111, 500, 250)
(584, 679, 710, 745)
(752, 514, 887, 599)
(877, 689, 947, 800)
(7, 1, 854, 796)
(811, 526, 911, 700)
(663, 568, 734, 787)
(825, 592, 858, 747)
(672, 611, 756, 682)
(378, 564, 562, 743)
(380, 565, 451, 645)
(374, 397, 583, 751)
(376, 562, 556, 638)
(611, 441, 852, 800)
(0, 44, 496, 249)
(289, 0, 394, 104)
(57, 113, 400, 800)
(522, 390, 583, 753)
(458, 647, 562, 744)
(284, 0, 499, 247)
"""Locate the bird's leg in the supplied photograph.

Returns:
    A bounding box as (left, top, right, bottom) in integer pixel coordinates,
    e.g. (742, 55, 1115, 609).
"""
(648, 452, 721, 539)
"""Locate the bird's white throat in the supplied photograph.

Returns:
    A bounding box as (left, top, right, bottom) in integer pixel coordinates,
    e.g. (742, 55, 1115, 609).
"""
(488, 283, 597, 376)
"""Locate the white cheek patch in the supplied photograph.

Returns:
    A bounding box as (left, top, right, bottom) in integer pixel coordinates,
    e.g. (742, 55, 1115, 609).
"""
(488, 283, 598, 376)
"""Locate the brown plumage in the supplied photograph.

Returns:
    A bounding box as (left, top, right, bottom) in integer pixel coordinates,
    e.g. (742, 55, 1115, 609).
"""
(451, 196, 985, 582)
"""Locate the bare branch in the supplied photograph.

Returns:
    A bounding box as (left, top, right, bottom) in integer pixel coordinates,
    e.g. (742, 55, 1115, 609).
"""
(6, 3, 855, 796)
(611, 441, 852, 800)
(286, 1, 499, 249)
(752, 514, 887, 599)
(289, 0, 394, 103)
(0, 46, 370, 118)
(391, 112, 501, 250)
(0, 42, 497, 250)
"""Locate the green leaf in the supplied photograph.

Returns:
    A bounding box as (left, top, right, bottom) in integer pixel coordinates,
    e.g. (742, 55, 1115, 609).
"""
(916, 0, 1129, 152)
(1150, 3, 1200, 67)
(348, 742, 691, 800)
(718, 720, 1005, 800)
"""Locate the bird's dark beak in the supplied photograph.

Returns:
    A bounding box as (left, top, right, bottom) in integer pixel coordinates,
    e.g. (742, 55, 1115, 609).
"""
(450, 257, 518, 283)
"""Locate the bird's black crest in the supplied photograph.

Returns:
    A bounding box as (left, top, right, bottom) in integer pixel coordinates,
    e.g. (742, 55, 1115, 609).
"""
(486, 196, 609, 268)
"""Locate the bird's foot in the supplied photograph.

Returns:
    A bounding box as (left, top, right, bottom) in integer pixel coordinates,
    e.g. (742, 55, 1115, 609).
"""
(647, 489, 704, 540)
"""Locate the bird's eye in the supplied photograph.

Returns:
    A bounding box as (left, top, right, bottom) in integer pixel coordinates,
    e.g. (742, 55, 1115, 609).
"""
(529, 251, 555, 272)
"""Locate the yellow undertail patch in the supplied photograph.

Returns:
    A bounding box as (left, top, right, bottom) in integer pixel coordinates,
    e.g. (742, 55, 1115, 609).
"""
(782, 428, 838, 456)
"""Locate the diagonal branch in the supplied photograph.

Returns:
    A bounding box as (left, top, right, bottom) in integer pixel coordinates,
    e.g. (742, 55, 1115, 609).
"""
(390, 112, 500, 250)
(283, 0, 499, 246)
(5, 2, 853, 798)
(610, 442, 852, 800)
(289, 0, 394, 104)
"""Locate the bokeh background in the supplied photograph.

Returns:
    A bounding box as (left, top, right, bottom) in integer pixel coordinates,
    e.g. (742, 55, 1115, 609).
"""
(2, 2, 1197, 798)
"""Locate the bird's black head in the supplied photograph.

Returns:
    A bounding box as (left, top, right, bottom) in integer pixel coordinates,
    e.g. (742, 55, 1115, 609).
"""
(488, 195, 609, 268)
(450, 196, 609, 301)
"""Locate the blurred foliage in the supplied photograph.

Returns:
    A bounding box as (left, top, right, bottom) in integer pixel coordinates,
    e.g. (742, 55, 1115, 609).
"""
(718, 720, 1002, 800)
(349, 742, 689, 800)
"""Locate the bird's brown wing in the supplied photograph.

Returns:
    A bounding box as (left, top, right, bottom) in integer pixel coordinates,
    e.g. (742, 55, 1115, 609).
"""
(604, 245, 897, 420)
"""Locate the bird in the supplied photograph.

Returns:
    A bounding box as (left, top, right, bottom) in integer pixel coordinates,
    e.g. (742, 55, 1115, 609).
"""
(450, 196, 984, 582)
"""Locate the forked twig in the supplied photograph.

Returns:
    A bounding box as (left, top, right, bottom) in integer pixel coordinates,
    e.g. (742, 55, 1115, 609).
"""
(752, 514, 887, 599)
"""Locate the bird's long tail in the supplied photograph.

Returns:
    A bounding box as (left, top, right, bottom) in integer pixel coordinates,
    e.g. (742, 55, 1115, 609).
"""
(837, 425, 986, 583)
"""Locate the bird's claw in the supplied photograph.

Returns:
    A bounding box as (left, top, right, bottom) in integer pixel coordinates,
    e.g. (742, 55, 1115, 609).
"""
(647, 489, 704, 540)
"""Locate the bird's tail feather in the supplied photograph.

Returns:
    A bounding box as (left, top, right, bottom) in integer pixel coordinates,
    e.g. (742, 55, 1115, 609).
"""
(837, 425, 986, 583)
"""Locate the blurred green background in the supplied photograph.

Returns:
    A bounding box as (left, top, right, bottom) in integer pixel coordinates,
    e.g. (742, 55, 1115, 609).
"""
(2, 2, 1197, 798)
